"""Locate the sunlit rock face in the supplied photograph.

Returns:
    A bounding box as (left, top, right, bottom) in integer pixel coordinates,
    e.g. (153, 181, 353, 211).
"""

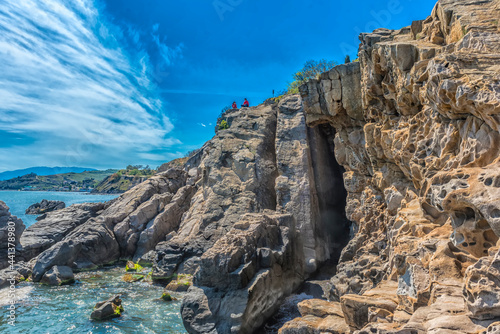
(296, 0, 500, 332)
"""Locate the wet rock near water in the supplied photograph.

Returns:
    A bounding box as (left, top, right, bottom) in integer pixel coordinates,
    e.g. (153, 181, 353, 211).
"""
(90, 295, 124, 321)
(20, 202, 105, 261)
(25, 199, 65, 215)
(40, 265, 75, 286)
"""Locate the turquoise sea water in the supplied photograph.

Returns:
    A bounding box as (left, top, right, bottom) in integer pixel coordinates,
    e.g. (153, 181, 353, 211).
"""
(0, 267, 188, 334)
(0, 191, 119, 227)
(0, 191, 188, 333)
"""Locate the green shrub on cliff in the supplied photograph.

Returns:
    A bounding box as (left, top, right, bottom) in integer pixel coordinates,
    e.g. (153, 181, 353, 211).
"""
(270, 59, 338, 100)
(219, 120, 229, 130)
(287, 59, 337, 93)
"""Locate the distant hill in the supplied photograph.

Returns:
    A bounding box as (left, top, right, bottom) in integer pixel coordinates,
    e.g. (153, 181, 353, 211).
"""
(0, 167, 97, 181)
(0, 169, 118, 191)
(92, 165, 157, 194)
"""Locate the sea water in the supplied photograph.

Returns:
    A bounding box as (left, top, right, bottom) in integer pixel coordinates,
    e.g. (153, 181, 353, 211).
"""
(0, 191, 118, 227)
(0, 267, 188, 333)
(0, 191, 187, 333)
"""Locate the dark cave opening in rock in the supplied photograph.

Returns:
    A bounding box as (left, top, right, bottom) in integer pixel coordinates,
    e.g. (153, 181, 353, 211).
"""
(261, 123, 352, 334)
(307, 123, 351, 274)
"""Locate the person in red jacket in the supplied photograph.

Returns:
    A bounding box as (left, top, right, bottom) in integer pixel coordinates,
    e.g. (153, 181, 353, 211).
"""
(241, 98, 249, 107)
(232, 101, 237, 109)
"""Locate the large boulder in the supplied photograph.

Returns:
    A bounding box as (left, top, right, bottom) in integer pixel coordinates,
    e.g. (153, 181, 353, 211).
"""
(25, 199, 65, 215)
(90, 295, 124, 321)
(40, 265, 75, 286)
(181, 213, 302, 334)
(31, 219, 120, 281)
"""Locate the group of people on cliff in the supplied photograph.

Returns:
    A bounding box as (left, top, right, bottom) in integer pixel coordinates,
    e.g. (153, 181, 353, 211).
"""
(232, 98, 249, 109)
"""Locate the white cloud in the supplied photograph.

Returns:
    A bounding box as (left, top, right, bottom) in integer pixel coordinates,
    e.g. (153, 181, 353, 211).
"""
(0, 0, 183, 171)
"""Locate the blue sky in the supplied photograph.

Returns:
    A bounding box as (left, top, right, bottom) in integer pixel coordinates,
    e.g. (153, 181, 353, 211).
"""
(0, 0, 436, 172)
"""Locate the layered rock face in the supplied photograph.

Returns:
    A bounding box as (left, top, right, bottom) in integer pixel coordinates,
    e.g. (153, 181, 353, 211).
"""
(30, 168, 192, 281)
(178, 99, 349, 333)
(20, 202, 105, 261)
(293, 0, 500, 332)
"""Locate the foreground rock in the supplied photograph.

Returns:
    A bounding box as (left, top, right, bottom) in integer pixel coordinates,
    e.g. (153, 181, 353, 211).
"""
(90, 295, 123, 320)
(0, 201, 25, 270)
(20, 202, 105, 261)
(25, 199, 65, 215)
(0, 262, 31, 289)
(279, 299, 349, 334)
(30, 167, 190, 281)
(40, 265, 74, 286)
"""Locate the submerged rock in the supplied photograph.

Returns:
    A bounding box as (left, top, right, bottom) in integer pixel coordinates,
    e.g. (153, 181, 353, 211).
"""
(25, 199, 65, 215)
(160, 291, 177, 302)
(90, 295, 124, 321)
(122, 273, 144, 283)
(165, 274, 192, 292)
(40, 265, 75, 286)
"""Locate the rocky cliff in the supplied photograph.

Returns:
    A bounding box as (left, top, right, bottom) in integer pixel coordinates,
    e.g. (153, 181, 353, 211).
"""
(287, 0, 500, 332)
(3, 0, 499, 333)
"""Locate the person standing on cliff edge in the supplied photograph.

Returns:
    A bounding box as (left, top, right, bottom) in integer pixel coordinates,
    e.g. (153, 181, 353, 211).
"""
(241, 98, 249, 107)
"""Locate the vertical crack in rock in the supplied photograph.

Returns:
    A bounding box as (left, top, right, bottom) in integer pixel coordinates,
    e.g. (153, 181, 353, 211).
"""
(307, 123, 350, 263)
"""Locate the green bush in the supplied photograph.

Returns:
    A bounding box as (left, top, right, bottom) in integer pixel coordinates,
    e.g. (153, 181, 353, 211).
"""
(281, 59, 338, 96)
(219, 120, 229, 130)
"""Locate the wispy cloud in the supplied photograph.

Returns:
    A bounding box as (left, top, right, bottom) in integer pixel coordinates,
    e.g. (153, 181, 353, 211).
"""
(0, 0, 183, 171)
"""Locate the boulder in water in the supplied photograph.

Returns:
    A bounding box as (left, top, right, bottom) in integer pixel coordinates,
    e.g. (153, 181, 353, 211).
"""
(40, 265, 75, 286)
(91, 295, 124, 320)
(25, 199, 65, 215)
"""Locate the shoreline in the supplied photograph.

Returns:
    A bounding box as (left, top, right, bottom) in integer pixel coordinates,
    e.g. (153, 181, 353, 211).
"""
(0, 189, 123, 195)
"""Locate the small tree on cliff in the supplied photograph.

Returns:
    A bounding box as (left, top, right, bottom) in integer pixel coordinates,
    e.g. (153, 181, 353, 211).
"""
(286, 59, 337, 94)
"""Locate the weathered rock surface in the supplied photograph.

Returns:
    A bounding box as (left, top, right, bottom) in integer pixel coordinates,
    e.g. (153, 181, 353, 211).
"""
(25, 199, 65, 215)
(29, 167, 192, 281)
(40, 265, 74, 286)
(296, 0, 500, 333)
(20, 202, 105, 261)
(180, 96, 351, 334)
(0, 201, 25, 270)
(279, 299, 349, 334)
(0, 261, 31, 289)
